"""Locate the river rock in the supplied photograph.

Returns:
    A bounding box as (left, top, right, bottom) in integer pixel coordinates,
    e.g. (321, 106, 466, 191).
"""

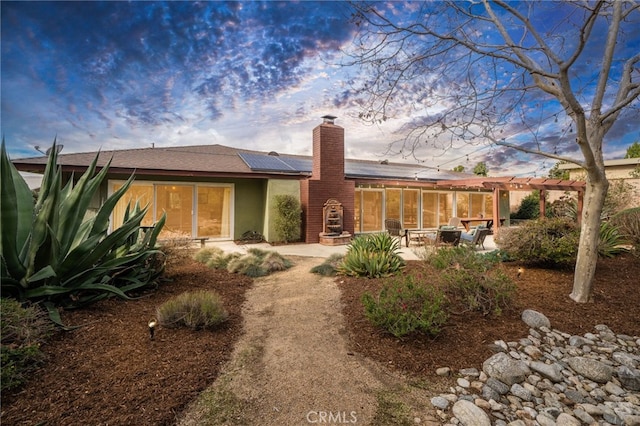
(451, 399, 491, 426)
(566, 356, 613, 383)
(521, 309, 551, 329)
(483, 352, 531, 386)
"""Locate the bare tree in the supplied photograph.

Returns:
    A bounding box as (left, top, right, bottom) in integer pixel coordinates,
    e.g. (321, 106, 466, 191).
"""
(346, 0, 640, 303)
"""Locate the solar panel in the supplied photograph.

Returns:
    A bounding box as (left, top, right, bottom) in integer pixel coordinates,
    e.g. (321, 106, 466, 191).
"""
(238, 152, 296, 172)
(239, 151, 461, 181)
(280, 157, 312, 172)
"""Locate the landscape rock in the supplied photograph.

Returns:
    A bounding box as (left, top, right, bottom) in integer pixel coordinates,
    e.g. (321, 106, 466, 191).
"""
(529, 361, 564, 382)
(566, 356, 614, 383)
(521, 309, 551, 329)
(556, 412, 581, 425)
(483, 352, 531, 385)
(451, 399, 491, 426)
(435, 313, 639, 426)
(618, 365, 640, 391)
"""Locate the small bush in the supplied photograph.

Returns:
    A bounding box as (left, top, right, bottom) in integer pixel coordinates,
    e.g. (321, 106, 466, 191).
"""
(362, 275, 448, 338)
(339, 233, 405, 278)
(157, 291, 228, 330)
(310, 253, 344, 276)
(206, 252, 241, 270)
(223, 249, 293, 277)
(194, 247, 224, 264)
(426, 247, 516, 315)
(441, 268, 516, 316)
(427, 245, 498, 271)
(227, 254, 267, 277)
(495, 218, 580, 267)
(1, 299, 54, 391)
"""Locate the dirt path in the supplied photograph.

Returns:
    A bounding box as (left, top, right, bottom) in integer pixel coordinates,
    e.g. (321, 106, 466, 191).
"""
(178, 257, 442, 425)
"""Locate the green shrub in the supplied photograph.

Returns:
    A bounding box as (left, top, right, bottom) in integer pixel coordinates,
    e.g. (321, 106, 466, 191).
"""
(222, 249, 293, 277)
(495, 218, 580, 267)
(427, 245, 498, 271)
(425, 246, 515, 315)
(310, 253, 344, 276)
(609, 207, 640, 255)
(206, 252, 241, 270)
(227, 254, 266, 277)
(157, 290, 228, 330)
(1, 298, 54, 391)
(338, 233, 405, 278)
(441, 268, 516, 316)
(261, 251, 293, 272)
(273, 194, 302, 243)
(194, 247, 224, 264)
(1, 140, 165, 325)
(511, 191, 542, 220)
(362, 275, 448, 338)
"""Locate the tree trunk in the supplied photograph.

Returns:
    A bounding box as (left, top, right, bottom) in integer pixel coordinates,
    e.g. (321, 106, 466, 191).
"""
(570, 175, 608, 303)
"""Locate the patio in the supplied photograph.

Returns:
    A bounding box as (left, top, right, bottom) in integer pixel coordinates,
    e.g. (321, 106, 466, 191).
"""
(202, 234, 499, 262)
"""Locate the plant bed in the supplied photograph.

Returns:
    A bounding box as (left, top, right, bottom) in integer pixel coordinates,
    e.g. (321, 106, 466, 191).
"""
(338, 253, 640, 377)
(1, 258, 252, 426)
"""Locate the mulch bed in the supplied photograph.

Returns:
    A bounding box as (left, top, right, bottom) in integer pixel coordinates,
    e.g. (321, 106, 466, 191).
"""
(338, 253, 640, 378)
(1, 258, 252, 426)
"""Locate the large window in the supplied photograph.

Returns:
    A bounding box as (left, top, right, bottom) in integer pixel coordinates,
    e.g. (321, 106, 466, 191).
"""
(385, 189, 401, 221)
(197, 186, 232, 238)
(422, 192, 438, 228)
(112, 183, 154, 227)
(456, 193, 470, 218)
(156, 184, 193, 236)
(403, 189, 419, 229)
(110, 181, 233, 239)
(439, 193, 454, 224)
(355, 188, 384, 233)
(362, 190, 383, 232)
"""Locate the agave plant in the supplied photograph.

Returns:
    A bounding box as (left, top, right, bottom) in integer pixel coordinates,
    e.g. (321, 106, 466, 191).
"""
(1, 139, 166, 325)
(338, 232, 405, 278)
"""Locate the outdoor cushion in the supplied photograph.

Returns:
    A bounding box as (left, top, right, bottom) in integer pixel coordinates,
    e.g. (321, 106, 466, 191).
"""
(439, 225, 456, 230)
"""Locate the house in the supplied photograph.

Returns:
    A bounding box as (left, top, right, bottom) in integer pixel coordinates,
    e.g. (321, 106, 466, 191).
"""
(558, 158, 640, 206)
(11, 116, 585, 244)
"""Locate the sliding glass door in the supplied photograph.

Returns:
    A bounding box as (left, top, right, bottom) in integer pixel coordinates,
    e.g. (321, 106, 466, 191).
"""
(110, 181, 233, 239)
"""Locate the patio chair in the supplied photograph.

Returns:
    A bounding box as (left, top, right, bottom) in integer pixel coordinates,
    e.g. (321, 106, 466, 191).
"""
(432, 229, 461, 248)
(461, 227, 491, 250)
(385, 218, 408, 247)
(448, 217, 461, 228)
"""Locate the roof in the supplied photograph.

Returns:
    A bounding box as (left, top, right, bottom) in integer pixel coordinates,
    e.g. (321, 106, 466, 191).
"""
(558, 158, 640, 169)
(12, 143, 470, 183)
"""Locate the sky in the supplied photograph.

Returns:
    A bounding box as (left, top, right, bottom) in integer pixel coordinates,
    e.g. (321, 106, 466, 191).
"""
(2, 1, 639, 177)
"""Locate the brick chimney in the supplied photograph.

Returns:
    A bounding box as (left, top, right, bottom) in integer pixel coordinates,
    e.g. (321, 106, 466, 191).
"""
(311, 115, 344, 181)
(300, 116, 355, 243)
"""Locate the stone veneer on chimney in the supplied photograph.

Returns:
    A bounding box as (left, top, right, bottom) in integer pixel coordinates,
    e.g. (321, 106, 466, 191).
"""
(300, 116, 355, 243)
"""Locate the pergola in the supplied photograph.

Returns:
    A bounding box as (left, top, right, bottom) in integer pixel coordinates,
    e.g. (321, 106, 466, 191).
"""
(436, 177, 586, 230)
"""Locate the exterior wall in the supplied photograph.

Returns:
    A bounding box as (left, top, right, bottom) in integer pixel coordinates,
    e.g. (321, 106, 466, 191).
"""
(263, 179, 301, 242)
(233, 179, 266, 240)
(301, 179, 355, 243)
